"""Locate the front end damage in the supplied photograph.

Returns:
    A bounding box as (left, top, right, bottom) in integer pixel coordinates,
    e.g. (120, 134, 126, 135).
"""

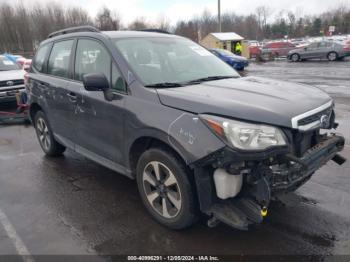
(192, 131, 345, 230)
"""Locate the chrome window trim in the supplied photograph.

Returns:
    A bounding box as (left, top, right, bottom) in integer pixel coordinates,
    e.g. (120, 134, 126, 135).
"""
(291, 100, 333, 130)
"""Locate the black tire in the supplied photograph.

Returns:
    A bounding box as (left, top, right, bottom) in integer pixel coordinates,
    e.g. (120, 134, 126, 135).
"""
(327, 51, 338, 61)
(34, 111, 66, 157)
(290, 53, 300, 62)
(136, 147, 197, 229)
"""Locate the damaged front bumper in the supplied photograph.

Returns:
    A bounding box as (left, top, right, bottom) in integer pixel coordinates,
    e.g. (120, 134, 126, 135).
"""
(193, 134, 345, 230)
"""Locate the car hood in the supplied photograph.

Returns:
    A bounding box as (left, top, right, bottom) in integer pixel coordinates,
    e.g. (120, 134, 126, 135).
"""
(227, 55, 247, 62)
(0, 69, 25, 81)
(156, 76, 332, 129)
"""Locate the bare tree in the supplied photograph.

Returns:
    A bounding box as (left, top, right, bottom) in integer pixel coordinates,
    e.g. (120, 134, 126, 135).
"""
(128, 17, 150, 30)
(156, 15, 171, 32)
(95, 7, 121, 31)
(174, 20, 199, 41)
(0, 1, 349, 54)
(255, 6, 271, 39)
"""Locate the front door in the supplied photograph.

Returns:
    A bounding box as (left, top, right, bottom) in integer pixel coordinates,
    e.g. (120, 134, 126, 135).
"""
(70, 38, 127, 166)
(303, 42, 320, 59)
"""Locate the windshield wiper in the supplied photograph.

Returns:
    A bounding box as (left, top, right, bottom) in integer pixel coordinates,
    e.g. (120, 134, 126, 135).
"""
(184, 75, 238, 84)
(145, 76, 238, 88)
(145, 82, 183, 88)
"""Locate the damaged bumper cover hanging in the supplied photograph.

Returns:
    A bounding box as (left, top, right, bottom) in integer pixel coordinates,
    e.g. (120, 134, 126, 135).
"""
(192, 134, 345, 230)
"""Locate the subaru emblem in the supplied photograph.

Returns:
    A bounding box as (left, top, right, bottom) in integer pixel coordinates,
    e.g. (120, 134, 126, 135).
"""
(6, 81, 14, 86)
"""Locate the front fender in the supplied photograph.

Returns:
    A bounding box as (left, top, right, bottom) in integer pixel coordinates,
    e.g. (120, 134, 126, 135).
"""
(166, 113, 226, 164)
(125, 112, 225, 167)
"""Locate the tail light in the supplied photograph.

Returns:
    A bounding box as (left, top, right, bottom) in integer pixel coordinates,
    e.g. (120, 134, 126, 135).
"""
(344, 45, 350, 51)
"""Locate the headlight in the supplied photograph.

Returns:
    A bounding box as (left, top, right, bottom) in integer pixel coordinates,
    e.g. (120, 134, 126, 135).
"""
(201, 114, 287, 151)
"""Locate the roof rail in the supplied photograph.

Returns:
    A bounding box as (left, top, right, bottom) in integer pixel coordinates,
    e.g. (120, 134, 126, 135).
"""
(139, 29, 172, 34)
(48, 26, 100, 38)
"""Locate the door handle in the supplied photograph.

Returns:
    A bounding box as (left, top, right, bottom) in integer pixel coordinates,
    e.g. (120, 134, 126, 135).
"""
(67, 92, 77, 102)
(38, 82, 48, 89)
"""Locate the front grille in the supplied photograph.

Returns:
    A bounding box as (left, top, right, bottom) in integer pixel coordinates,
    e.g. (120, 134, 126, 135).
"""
(297, 107, 332, 126)
(0, 79, 24, 87)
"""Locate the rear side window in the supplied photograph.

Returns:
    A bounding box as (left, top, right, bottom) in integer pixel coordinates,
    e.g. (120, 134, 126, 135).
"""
(74, 39, 111, 82)
(47, 40, 74, 78)
(33, 44, 49, 72)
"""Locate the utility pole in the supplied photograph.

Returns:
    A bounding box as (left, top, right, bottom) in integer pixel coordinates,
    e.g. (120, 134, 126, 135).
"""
(218, 0, 222, 32)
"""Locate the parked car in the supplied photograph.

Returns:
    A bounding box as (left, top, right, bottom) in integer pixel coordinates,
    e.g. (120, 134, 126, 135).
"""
(209, 48, 249, 70)
(22, 59, 32, 72)
(248, 41, 261, 58)
(16, 57, 26, 68)
(261, 41, 296, 57)
(0, 55, 26, 103)
(288, 41, 350, 62)
(28, 26, 345, 231)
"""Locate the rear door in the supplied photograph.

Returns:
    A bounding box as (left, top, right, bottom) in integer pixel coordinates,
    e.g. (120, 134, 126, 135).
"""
(30, 39, 77, 148)
(44, 39, 77, 148)
(314, 42, 328, 58)
(69, 38, 127, 166)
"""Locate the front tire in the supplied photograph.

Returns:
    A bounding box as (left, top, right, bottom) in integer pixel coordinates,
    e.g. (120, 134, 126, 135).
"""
(34, 111, 66, 156)
(290, 53, 300, 62)
(136, 147, 197, 229)
(327, 52, 338, 61)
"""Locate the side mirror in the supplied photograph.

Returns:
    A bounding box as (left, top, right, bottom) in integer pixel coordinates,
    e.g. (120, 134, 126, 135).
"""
(304, 47, 307, 51)
(83, 73, 109, 91)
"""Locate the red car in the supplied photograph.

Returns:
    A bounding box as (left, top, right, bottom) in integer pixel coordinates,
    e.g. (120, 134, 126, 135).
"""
(248, 41, 261, 58)
(261, 41, 296, 57)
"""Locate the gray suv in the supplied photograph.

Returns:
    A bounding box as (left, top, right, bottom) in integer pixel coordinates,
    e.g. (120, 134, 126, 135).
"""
(28, 26, 345, 230)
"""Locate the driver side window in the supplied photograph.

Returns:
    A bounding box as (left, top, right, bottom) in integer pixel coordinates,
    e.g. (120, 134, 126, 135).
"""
(309, 43, 318, 49)
(75, 39, 111, 84)
(75, 39, 126, 93)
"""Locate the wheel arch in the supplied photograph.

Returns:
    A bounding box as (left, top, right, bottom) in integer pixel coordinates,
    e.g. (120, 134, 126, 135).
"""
(128, 133, 190, 178)
(327, 51, 338, 60)
(290, 53, 300, 61)
(29, 102, 43, 124)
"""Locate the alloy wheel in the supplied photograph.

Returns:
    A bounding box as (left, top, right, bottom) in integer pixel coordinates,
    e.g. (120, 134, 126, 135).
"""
(291, 54, 299, 62)
(142, 161, 182, 219)
(36, 117, 51, 151)
(328, 52, 337, 61)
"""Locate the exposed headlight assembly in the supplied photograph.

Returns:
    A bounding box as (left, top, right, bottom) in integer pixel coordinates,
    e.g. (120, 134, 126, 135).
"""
(201, 114, 287, 151)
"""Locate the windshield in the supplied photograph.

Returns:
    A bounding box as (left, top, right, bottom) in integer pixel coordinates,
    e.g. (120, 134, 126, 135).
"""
(113, 37, 240, 86)
(0, 57, 20, 71)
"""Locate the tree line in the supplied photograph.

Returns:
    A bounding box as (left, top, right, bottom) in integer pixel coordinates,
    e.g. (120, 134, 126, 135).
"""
(0, 2, 349, 54)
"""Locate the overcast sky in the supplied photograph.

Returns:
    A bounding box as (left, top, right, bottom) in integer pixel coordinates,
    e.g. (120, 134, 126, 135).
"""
(2, 0, 349, 25)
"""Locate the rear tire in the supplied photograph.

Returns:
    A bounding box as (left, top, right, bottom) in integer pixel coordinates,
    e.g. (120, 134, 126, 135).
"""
(136, 147, 197, 229)
(327, 52, 338, 61)
(34, 111, 66, 157)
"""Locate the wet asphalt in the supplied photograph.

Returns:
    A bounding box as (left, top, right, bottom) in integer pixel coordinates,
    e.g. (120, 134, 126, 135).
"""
(0, 59, 350, 259)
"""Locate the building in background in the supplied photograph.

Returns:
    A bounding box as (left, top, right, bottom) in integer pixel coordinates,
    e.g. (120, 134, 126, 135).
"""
(200, 32, 250, 58)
